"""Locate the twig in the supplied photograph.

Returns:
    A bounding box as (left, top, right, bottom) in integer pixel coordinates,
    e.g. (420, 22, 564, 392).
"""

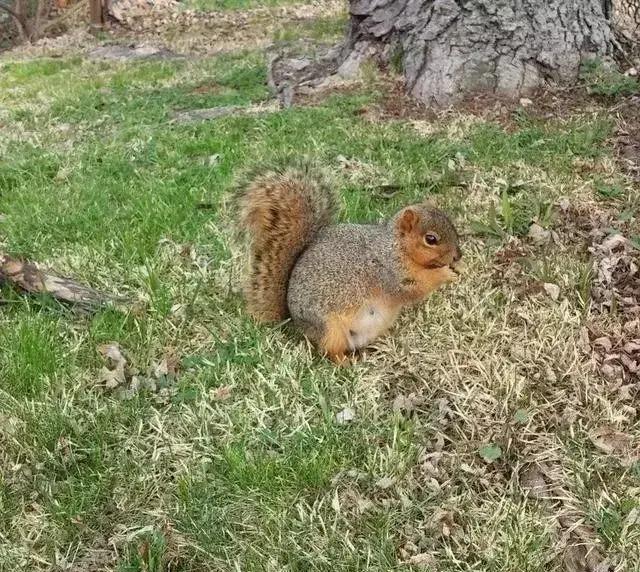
(0, 253, 127, 311)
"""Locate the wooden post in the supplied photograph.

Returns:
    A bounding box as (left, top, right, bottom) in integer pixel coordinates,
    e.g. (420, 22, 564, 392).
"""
(89, 0, 103, 28)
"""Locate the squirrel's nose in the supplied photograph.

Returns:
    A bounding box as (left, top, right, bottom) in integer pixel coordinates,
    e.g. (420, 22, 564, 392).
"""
(453, 246, 462, 262)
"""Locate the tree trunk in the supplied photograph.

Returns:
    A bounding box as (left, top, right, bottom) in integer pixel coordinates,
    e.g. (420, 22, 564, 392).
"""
(89, 0, 103, 28)
(345, 0, 613, 105)
(269, 0, 614, 106)
(0, 0, 32, 41)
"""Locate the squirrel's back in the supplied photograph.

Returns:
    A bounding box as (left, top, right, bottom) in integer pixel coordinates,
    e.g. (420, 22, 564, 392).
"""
(236, 163, 337, 322)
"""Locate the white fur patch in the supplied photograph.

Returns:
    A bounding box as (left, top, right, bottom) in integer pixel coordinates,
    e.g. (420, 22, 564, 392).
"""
(348, 302, 400, 350)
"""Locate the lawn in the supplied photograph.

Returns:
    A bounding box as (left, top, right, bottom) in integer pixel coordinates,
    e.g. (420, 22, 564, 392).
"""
(1, 2, 639, 571)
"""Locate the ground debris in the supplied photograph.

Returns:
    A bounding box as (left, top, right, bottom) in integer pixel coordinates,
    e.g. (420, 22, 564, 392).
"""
(97, 343, 180, 401)
(88, 43, 182, 61)
(171, 101, 279, 124)
(0, 253, 124, 310)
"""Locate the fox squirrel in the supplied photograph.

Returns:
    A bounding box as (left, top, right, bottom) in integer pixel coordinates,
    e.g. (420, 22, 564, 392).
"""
(236, 163, 462, 364)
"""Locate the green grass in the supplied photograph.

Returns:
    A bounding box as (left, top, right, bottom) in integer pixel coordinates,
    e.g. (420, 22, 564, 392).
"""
(580, 58, 640, 97)
(1, 17, 639, 572)
(274, 13, 348, 42)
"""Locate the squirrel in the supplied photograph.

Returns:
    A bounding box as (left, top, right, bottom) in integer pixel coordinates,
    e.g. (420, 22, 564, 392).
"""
(236, 162, 462, 364)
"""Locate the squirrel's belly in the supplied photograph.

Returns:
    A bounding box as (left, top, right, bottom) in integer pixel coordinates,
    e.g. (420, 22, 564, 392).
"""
(347, 301, 400, 350)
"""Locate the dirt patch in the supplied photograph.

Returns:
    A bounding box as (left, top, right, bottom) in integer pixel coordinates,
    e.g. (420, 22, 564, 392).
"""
(490, 239, 545, 299)
(88, 43, 182, 61)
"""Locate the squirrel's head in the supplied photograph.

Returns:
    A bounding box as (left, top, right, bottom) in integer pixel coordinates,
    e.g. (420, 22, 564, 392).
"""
(394, 205, 462, 270)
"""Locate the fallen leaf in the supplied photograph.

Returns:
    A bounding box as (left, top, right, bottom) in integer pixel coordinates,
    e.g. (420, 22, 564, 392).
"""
(99, 366, 126, 389)
(520, 465, 548, 499)
(392, 393, 422, 414)
(209, 385, 232, 401)
(374, 476, 395, 489)
(563, 543, 610, 572)
(356, 497, 374, 513)
(431, 508, 457, 538)
(600, 363, 622, 380)
(153, 359, 169, 378)
(626, 507, 640, 526)
(97, 343, 127, 369)
(600, 233, 627, 252)
(528, 223, 551, 246)
(593, 337, 613, 353)
(589, 426, 632, 455)
(97, 343, 128, 389)
(406, 553, 437, 568)
(623, 341, 640, 353)
(543, 282, 561, 301)
(336, 407, 356, 425)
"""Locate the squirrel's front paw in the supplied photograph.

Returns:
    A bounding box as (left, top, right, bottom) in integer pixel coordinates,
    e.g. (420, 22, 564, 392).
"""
(440, 266, 459, 284)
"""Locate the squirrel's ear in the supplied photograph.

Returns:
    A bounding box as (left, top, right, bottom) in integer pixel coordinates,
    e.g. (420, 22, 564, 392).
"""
(398, 208, 419, 233)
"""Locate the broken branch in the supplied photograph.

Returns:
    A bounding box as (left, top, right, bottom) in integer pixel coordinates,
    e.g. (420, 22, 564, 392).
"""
(0, 253, 125, 310)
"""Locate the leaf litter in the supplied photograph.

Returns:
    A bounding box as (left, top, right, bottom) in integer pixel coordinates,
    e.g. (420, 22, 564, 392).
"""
(97, 343, 181, 402)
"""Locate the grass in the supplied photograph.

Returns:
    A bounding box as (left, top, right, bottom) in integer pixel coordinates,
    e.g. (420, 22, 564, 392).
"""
(184, 0, 299, 10)
(1, 6, 640, 572)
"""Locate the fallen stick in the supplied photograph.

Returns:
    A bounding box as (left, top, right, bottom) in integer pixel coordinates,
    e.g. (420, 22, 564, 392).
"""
(0, 253, 124, 310)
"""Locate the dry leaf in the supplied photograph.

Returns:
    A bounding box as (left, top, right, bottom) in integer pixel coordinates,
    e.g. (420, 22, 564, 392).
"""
(563, 544, 610, 572)
(626, 507, 640, 526)
(600, 233, 627, 252)
(406, 553, 437, 568)
(431, 508, 457, 538)
(623, 341, 640, 353)
(543, 282, 561, 301)
(392, 393, 422, 415)
(336, 407, 356, 424)
(97, 343, 127, 369)
(209, 385, 232, 401)
(593, 337, 613, 353)
(520, 465, 549, 499)
(589, 426, 632, 455)
(528, 223, 551, 246)
(356, 497, 374, 513)
(97, 343, 130, 390)
(99, 366, 126, 389)
(153, 359, 169, 378)
(375, 476, 395, 489)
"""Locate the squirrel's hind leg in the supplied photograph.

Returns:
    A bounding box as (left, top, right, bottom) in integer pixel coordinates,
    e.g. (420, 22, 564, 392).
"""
(317, 312, 355, 366)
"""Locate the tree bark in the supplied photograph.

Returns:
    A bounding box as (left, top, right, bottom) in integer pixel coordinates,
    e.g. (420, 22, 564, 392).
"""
(269, 0, 614, 106)
(346, 0, 613, 105)
(0, 0, 31, 40)
(89, 0, 103, 28)
(0, 253, 123, 310)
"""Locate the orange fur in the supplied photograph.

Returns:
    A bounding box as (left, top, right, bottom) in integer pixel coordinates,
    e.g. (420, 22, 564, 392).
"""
(237, 168, 461, 364)
(394, 206, 460, 305)
(237, 168, 336, 323)
(319, 312, 353, 364)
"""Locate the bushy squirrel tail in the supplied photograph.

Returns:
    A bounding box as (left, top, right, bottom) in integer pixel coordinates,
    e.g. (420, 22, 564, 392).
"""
(236, 161, 337, 322)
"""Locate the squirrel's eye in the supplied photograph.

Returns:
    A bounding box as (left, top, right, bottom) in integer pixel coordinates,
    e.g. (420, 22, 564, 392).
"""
(424, 234, 439, 246)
